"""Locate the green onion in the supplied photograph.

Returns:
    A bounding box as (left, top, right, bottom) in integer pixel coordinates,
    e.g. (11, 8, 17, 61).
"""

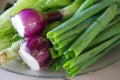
(41, 21, 64, 36)
(59, 0, 83, 19)
(41, 0, 73, 11)
(53, 16, 98, 47)
(64, 34, 120, 78)
(48, 21, 120, 71)
(49, 16, 98, 58)
(75, 0, 98, 15)
(50, 47, 59, 59)
(64, 4, 117, 59)
(0, 40, 22, 65)
(48, 56, 67, 71)
(50, 41, 72, 58)
(88, 21, 120, 49)
(47, 0, 117, 39)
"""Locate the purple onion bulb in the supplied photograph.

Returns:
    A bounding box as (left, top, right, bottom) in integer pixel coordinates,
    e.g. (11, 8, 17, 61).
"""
(10, 9, 45, 37)
(10, 8, 63, 37)
(18, 36, 51, 70)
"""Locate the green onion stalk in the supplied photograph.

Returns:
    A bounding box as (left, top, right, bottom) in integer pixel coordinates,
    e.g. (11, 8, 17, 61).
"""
(37, 0, 73, 11)
(48, 4, 120, 71)
(64, 4, 117, 59)
(63, 34, 120, 78)
(47, 0, 120, 43)
(0, 40, 22, 65)
(42, 0, 98, 36)
(48, 21, 120, 72)
(87, 21, 120, 49)
(49, 16, 98, 59)
(41, 0, 86, 36)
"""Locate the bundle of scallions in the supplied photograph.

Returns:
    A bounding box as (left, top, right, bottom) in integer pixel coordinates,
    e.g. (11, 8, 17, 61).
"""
(47, 0, 120, 78)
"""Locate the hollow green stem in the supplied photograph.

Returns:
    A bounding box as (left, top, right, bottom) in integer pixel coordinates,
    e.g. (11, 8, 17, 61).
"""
(64, 4, 117, 59)
(65, 39, 120, 78)
(47, 0, 117, 39)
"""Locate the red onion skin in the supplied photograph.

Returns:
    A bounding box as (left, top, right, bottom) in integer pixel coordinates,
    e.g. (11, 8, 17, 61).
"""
(42, 11, 63, 24)
(19, 9, 63, 26)
(21, 36, 51, 68)
(10, 8, 63, 37)
(18, 9, 45, 37)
